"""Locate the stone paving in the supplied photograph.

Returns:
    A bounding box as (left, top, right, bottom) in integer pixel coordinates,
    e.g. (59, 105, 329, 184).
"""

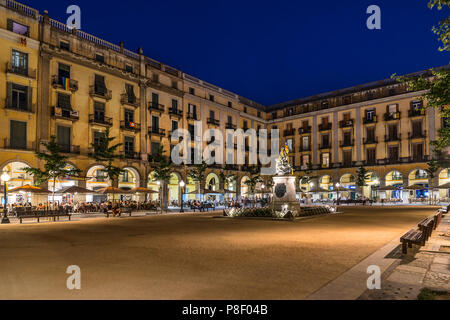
(360, 213, 450, 300)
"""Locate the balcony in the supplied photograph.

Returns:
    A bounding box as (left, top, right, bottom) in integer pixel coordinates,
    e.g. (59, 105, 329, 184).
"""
(58, 144, 80, 155)
(148, 127, 166, 137)
(2, 138, 35, 151)
(5, 100, 34, 113)
(89, 85, 112, 100)
(363, 115, 377, 124)
(299, 146, 312, 152)
(120, 94, 140, 108)
(363, 137, 378, 145)
(408, 130, 427, 140)
(298, 126, 312, 134)
(207, 118, 220, 127)
(89, 114, 113, 127)
(319, 123, 332, 131)
(120, 121, 141, 133)
(226, 123, 237, 130)
(283, 129, 296, 137)
(51, 107, 79, 121)
(148, 102, 165, 113)
(187, 112, 198, 120)
(409, 109, 426, 118)
(6, 62, 36, 79)
(319, 143, 332, 150)
(384, 112, 401, 121)
(385, 134, 401, 142)
(340, 139, 355, 147)
(52, 75, 78, 92)
(123, 151, 140, 160)
(168, 108, 183, 118)
(339, 119, 354, 128)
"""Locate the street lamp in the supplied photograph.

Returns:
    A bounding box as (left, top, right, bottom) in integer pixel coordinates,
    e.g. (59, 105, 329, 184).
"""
(1, 172, 11, 224)
(179, 181, 185, 213)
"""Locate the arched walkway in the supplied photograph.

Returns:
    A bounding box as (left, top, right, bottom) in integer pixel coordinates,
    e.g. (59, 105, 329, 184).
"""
(0, 161, 33, 204)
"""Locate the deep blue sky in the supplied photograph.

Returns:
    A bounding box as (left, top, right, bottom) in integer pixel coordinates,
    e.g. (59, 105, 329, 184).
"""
(27, 0, 449, 105)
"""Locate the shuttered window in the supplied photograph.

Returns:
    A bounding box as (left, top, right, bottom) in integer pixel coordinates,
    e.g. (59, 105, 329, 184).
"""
(124, 137, 135, 155)
(94, 102, 105, 122)
(57, 93, 71, 109)
(94, 75, 106, 94)
(124, 109, 134, 124)
(125, 84, 135, 103)
(10, 120, 27, 150)
(57, 126, 71, 152)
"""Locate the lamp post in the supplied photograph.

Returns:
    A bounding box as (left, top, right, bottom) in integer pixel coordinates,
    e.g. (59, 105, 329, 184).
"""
(156, 181, 161, 209)
(1, 172, 11, 224)
(336, 183, 341, 204)
(179, 181, 185, 213)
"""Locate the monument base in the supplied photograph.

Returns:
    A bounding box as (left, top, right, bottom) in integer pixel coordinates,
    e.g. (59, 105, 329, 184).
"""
(272, 175, 302, 216)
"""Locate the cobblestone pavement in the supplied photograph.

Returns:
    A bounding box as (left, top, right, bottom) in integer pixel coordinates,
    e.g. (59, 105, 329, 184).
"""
(360, 214, 450, 300)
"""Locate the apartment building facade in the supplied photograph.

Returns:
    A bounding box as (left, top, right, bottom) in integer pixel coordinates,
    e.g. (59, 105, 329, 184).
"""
(0, 0, 448, 205)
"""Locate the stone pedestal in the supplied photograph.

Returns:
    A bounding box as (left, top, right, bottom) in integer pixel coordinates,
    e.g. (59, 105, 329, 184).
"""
(272, 176, 301, 216)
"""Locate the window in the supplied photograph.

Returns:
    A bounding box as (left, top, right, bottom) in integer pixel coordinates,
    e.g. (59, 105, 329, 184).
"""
(411, 100, 423, 111)
(366, 127, 375, 142)
(151, 93, 159, 106)
(343, 150, 352, 166)
(209, 110, 215, 120)
(57, 126, 71, 153)
(95, 53, 105, 63)
(287, 108, 294, 116)
(366, 109, 375, 121)
(152, 74, 159, 83)
(243, 120, 248, 130)
(151, 142, 160, 155)
(412, 121, 422, 137)
(60, 41, 70, 51)
(125, 84, 136, 103)
(188, 104, 197, 119)
(257, 111, 261, 118)
(10, 120, 26, 150)
(124, 137, 135, 156)
(388, 125, 398, 140)
(286, 139, 293, 152)
(93, 131, 105, 146)
(321, 101, 329, 109)
(171, 120, 178, 132)
(188, 124, 195, 139)
(94, 74, 107, 94)
(171, 81, 178, 89)
(322, 134, 330, 148)
(189, 87, 195, 95)
(302, 155, 310, 167)
(209, 94, 215, 102)
(58, 63, 71, 81)
(244, 107, 248, 114)
(57, 93, 71, 110)
(272, 112, 277, 120)
(124, 109, 134, 125)
(366, 149, 376, 164)
(152, 116, 159, 130)
(7, 19, 29, 37)
(94, 102, 105, 122)
(227, 116, 233, 125)
(125, 65, 133, 73)
(343, 131, 352, 145)
(388, 104, 398, 114)
(171, 99, 178, 110)
(9, 83, 30, 111)
(322, 153, 330, 168)
(302, 136, 310, 151)
(412, 144, 424, 161)
(228, 102, 233, 108)
(388, 146, 399, 162)
(11, 50, 28, 75)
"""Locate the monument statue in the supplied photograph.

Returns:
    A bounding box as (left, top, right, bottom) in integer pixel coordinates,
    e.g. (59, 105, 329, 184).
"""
(272, 143, 301, 216)
(276, 144, 294, 176)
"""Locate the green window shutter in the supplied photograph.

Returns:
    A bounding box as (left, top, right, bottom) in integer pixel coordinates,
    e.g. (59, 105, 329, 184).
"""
(10, 120, 27, 149)
(27, 86, 32, 111)
(7, 19, 13, 32)
(6, 82, 12, 108)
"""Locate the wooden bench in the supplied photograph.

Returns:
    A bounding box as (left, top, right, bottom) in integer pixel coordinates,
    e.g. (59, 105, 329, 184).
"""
(433, 211, 443, 229)
(16, 211, 71, 224)
(122, 207, 133, 217)
(401, 229, 425, 254)
(418, 218, 435, 242)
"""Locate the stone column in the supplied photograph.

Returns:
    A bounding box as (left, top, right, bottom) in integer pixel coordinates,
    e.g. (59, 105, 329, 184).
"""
(37, 51, 52, 143)
(312, 116, 318, 166)
(333, 112, 339, 165)
(355, 108, 362, 164)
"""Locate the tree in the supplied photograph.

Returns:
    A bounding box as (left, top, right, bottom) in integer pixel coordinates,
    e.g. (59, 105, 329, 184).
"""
(356, 166, 370, 188)
(23, 136, 81, 204)
(393, 2, 449, 164)
(188, 161, 208, 200)
(429, 0, 449, 52)
(89, 127, 124, 185)
(244, 166, 262, 207)
(220, 166, 236, 190)
(150, 145, 173, 210)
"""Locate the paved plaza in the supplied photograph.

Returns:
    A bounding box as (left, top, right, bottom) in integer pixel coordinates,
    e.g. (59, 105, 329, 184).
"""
(0, 207, 439, 300)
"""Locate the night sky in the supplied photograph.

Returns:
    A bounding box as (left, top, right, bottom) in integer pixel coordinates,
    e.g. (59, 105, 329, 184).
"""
(27, 0, 449, 105)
